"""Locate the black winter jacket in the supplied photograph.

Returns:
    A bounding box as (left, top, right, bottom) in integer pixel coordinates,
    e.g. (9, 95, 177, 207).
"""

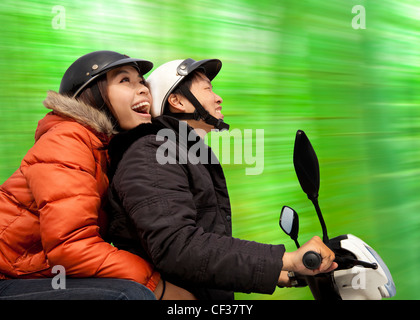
(106, 115, 285, 300)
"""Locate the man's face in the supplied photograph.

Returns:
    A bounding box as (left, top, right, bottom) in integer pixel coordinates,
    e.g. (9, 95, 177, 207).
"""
(188, 72, 224, 121)
(180, 72, 224, 133)
(166, 71, 224, 135)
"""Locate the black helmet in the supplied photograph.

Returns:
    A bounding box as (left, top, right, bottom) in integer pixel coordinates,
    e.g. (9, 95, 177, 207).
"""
(59, 50, 153, 97)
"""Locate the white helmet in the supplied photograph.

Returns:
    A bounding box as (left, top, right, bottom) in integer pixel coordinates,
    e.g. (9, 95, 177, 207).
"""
(147, 58, 229, 131)
(333, 234, 396, 300)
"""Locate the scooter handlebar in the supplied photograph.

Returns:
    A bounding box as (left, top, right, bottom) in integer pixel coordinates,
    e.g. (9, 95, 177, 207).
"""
(302, 251, 322, 270)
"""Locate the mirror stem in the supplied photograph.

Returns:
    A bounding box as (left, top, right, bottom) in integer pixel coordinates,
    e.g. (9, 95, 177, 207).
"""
(311, 198, 329, 243)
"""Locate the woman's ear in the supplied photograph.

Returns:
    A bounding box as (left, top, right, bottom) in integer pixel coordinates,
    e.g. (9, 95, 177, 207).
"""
(167, 93, 186, 112)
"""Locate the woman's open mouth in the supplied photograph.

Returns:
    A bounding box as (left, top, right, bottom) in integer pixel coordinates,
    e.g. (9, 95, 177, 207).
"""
(132, 101, 150, 115)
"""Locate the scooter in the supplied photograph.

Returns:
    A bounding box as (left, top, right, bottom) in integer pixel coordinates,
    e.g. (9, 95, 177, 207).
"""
(279, 130, 396, 300)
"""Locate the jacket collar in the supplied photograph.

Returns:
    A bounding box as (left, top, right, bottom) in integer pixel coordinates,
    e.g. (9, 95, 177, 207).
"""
(107, 115, 218, 181)
(42, 90, 116, 137)
(107, 115, 197, 164)
(107, 119, 166, 179)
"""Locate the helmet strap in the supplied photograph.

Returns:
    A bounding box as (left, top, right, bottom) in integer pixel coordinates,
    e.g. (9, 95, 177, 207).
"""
(164, 110, 201, 121)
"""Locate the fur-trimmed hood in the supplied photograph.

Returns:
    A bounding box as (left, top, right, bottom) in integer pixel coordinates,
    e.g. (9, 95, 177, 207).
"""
(41, 90, 116, 137)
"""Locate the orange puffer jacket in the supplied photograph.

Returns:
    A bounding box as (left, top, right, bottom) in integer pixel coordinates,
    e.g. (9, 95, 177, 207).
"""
(0, 91, 159, 291)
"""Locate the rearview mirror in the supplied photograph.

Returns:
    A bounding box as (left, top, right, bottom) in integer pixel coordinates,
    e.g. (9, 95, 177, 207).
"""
(293, 130, 329, 243)
(293, 130, 320, 201)
(280, 206, 300, 248)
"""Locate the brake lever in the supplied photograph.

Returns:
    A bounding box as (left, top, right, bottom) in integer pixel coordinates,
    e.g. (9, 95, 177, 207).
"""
(335, 256, 377, 270)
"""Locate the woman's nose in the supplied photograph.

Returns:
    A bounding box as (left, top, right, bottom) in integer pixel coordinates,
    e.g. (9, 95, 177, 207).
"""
(137, 84, 149, 95)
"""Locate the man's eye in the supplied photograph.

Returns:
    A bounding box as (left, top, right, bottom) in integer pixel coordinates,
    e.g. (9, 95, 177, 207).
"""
(120, 77, 130, 83)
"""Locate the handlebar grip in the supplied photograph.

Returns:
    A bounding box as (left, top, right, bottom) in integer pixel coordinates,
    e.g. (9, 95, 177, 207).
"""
(303, 251, 322, 270)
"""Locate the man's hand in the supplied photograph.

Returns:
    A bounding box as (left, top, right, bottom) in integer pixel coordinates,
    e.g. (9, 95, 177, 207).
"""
(281, 236, 338, 276)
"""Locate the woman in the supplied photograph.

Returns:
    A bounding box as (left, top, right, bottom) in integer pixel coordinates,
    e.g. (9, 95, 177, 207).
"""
(0, 51, 193, 300)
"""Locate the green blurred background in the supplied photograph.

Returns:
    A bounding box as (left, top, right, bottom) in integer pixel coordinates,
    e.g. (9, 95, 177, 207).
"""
(0, 0, 418, 300)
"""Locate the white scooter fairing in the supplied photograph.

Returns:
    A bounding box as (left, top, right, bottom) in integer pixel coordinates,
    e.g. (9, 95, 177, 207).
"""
(333, 234, 396, 300)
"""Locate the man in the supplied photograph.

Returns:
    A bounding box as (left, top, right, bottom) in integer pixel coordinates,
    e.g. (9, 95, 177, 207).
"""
(106, 58, 336, 300)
